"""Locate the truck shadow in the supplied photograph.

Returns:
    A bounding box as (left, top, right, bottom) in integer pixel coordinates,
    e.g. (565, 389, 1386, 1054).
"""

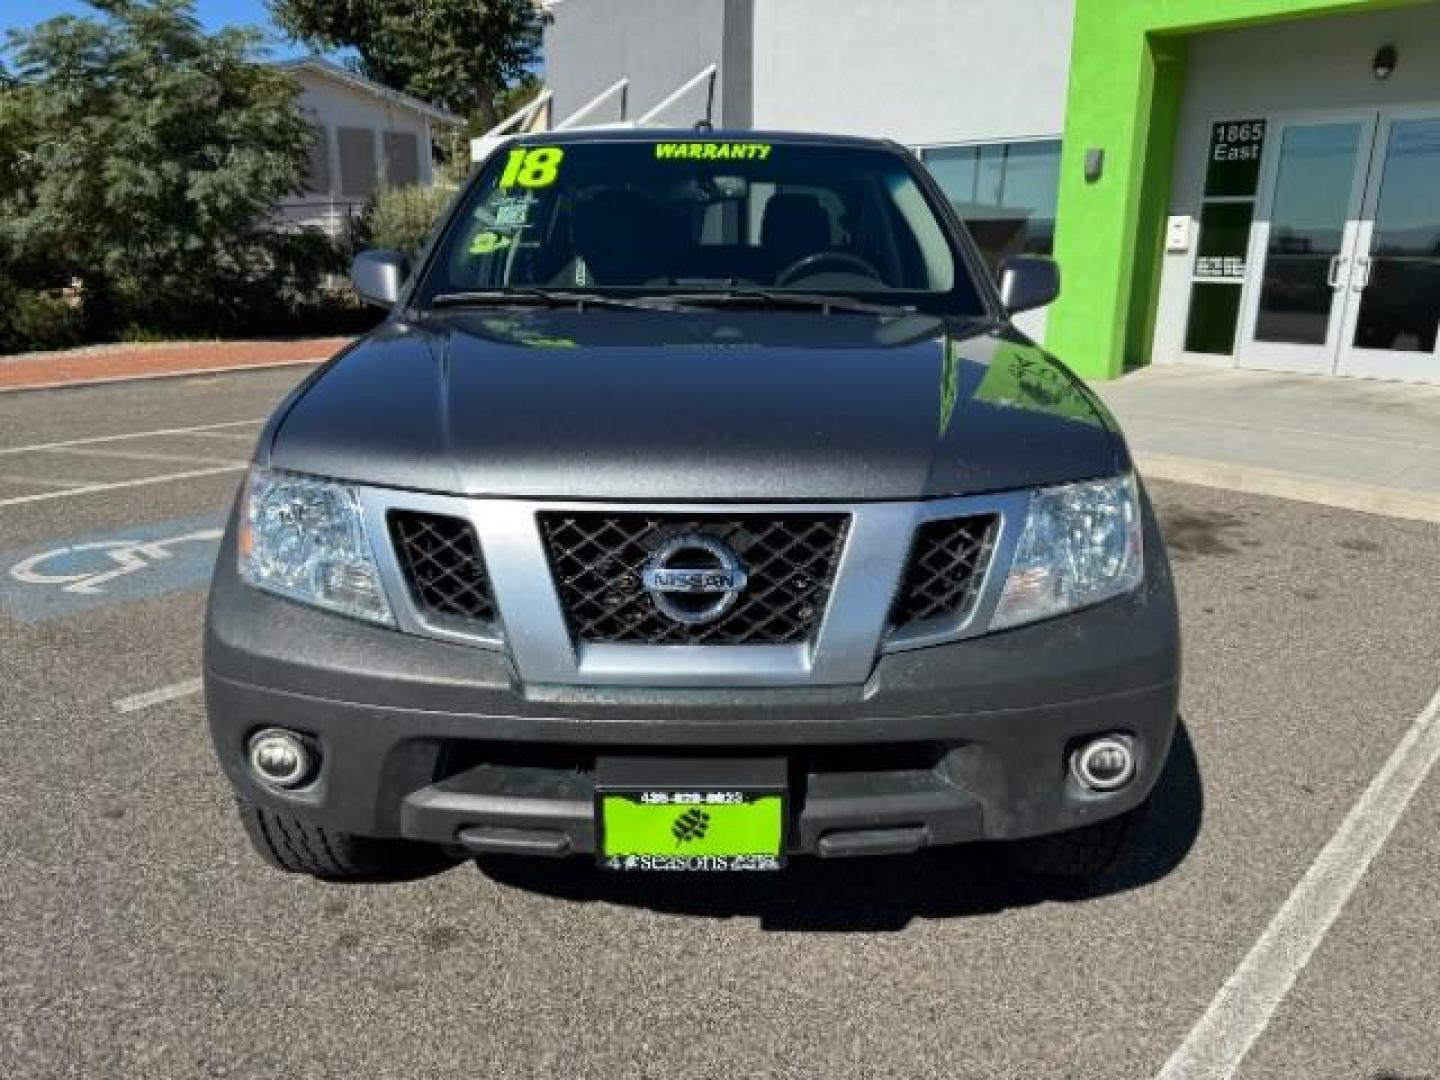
(473, 721, 1204, 931)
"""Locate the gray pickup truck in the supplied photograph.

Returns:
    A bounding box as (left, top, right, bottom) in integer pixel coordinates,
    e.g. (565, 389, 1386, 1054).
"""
(204, 129, 1180, 881)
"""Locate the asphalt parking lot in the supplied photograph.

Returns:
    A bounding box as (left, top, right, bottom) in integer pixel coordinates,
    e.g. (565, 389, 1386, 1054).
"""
(1, 370, 1437, 1079)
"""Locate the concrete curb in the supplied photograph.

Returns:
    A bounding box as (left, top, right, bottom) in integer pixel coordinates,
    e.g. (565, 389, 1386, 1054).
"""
(1138, 452, 1440, 526)
(0, 358, 325, 395)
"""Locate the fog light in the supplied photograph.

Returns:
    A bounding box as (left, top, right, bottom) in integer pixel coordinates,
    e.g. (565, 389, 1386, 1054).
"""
(1072, 736, 1135, 792)
(247, 729, 314, 788)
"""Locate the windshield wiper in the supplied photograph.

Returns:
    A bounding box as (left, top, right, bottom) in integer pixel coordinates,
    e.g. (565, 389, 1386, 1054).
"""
(656, 289, 917, 317)
(429, 289, 667, 312)
(431, 286, 918, 317)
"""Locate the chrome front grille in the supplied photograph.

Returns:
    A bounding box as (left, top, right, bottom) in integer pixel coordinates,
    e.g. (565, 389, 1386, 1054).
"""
(537, 512, 849, 645)
(360, 490, 1027, 687)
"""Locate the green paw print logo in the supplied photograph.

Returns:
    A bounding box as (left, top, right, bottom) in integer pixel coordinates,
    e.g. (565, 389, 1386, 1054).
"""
(671, 807, 711, 844)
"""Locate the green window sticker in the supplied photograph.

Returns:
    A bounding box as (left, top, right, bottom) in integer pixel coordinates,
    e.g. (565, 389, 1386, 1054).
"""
(653, 141, 773, 161)
(468, 231, 511, 255)
(498, 146, 564, 188)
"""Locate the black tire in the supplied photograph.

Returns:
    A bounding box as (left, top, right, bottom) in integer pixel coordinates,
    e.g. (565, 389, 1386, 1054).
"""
(236, 799, 458, 882)
(1003, 803, 1145, 881)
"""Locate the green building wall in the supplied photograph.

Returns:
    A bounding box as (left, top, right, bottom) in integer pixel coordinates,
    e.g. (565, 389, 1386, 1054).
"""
(1047, 0, 1426, 380)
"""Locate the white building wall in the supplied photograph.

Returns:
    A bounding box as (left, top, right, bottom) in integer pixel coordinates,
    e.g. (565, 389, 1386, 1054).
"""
(1151, 3, 1440, 366)
(742, 0, 1076, 340)
(749, 0, 1074, 144)
(542, 0, 1074, 142)
(543, 0, 733, 126)
(280, 71, 439, 240)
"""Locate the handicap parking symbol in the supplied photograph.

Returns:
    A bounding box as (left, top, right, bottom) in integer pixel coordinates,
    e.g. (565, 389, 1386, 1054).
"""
(1, 515, 225, 623)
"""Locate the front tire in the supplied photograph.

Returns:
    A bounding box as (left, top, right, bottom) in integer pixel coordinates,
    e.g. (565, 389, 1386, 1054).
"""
(1003, 803, 1145, 880)
(236, 799, 457, 881)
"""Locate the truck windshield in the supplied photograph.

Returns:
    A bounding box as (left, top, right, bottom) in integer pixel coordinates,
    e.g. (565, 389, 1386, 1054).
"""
(417, 138, 986, 316)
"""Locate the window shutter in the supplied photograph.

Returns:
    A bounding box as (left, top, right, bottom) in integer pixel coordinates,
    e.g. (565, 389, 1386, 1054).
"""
(383, 130, 421, 188)
(338, 127, 378, 198)
(305, 123, 331, 195)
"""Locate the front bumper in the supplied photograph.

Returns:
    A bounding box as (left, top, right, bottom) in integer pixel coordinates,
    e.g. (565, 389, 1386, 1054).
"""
(204, 503, 1181, 858)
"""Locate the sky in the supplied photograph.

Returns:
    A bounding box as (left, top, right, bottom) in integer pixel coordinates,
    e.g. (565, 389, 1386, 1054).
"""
(1, 0, 307, 58)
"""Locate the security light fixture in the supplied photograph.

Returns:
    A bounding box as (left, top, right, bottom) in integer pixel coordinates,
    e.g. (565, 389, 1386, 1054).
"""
(1373, 44, 1397, 80)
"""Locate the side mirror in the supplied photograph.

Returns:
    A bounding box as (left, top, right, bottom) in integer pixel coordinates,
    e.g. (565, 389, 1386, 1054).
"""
(997, 255, 1060, 315)
(351, 250, 410, 308)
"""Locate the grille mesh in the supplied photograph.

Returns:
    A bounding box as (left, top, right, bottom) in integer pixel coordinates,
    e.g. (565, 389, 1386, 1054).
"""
(388, 511, 497, 625)
(538, 512, 849, 645)
(890, 515, 997, 630)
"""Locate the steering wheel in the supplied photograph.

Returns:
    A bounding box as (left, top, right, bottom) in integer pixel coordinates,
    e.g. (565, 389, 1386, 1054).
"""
(774, 251, 882, 288)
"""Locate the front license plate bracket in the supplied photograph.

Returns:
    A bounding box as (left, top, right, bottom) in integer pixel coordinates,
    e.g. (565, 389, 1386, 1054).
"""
(594, 757, 787, 871)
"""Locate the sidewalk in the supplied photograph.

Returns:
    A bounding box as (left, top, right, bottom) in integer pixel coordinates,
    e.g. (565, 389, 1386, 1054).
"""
(1093, 364, 1440, 524)
(0, 337, 351, 392)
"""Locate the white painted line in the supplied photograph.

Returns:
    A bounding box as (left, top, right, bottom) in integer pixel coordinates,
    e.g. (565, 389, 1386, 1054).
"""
(0, 418, 262, 457)
(1137, 452, 1440, 525)
(1155, 683, 1440, 1080)
(0, 464, 245, 509)
(176, 430, 261, 441)
(0, 357, 324, 395)
(0, 472, 100, 490)
(38, 446, 246, 467)
(114, 677, 204, 714)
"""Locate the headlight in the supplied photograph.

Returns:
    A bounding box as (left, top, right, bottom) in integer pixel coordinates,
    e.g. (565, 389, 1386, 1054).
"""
(238, 468, 394, 625)
(991, 473, 1143, 631)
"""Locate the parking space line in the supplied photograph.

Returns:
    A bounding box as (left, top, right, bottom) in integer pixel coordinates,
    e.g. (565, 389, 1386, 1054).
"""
(38, 446, 247, 467)
(175, 430, 260, 441)
(0, 465, 246, 509)
(114, 677, 204, 714)
(0, 418, 263, 457)
(1155, 683, 1440, 1080)
(0, 472, 100, 490)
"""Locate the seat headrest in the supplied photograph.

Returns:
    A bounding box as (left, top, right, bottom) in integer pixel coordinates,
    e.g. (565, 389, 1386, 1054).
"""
(761, 193, 831, 258)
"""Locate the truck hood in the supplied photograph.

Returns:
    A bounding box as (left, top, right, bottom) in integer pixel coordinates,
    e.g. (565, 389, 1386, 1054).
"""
(265, 309, 1127, 501)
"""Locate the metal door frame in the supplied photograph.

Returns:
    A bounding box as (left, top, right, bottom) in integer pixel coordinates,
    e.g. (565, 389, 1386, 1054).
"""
(1234, 107, 1379, 376)
(1335, 105, 1440, 384)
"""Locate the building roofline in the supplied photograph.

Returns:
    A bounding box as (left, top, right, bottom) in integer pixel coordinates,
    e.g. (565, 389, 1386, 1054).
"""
(274, 57, 465, 126)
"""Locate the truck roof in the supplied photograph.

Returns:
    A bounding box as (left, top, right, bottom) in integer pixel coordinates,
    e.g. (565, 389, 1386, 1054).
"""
(509, 127, 903, 152)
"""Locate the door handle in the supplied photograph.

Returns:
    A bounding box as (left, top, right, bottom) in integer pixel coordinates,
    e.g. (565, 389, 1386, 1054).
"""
(1352, 257, 1372, 291)
(1327, 255, 1347, 288)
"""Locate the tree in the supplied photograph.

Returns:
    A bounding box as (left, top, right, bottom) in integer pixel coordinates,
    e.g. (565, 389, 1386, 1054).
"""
(493, 71, 544, 124)
(269, 0, 545, 128)
(0, 0, 333, 339)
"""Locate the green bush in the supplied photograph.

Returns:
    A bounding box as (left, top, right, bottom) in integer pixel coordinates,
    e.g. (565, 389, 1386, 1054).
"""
(108, 227, 346, 339)
(0, 281, 86, 354)
(363, 185, 456, 259)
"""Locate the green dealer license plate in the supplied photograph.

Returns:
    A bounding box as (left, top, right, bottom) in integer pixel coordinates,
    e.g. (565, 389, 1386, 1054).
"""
(595, 758, 787, 871)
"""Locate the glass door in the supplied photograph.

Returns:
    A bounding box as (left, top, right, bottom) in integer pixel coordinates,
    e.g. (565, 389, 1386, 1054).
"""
(1236, 115, 1377, 374)
(1336, 112, 1440, 383)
